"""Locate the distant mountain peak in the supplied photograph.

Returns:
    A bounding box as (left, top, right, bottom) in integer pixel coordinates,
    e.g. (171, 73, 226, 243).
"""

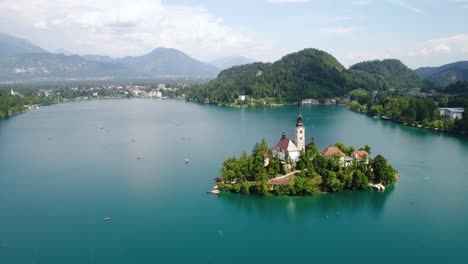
(414, 61, 468, 86)
(0, 33, 220, 81)
(0, 32, 48, 58)
(54, 48, 75, 56)
(211, 54, 253, 70)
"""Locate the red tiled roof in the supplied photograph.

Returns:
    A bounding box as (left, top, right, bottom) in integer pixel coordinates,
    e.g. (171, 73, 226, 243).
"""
(272, 133, 299, 152)
(272, 137, 291, 152)
(321, 146, 345, 157)
(351, 150, 369, 159)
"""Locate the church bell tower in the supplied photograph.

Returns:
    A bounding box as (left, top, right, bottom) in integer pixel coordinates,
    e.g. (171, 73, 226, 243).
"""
(295, 112, 305, 151)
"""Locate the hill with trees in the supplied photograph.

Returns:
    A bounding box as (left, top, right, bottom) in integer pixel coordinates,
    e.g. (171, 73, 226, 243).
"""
(185, 49, 423, 106)
(415, 61, 468, 87)
(425, 68, 468, 87)
(349, 59, 423, 90)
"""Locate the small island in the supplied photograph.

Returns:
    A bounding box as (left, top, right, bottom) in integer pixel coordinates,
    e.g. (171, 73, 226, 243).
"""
(214, 112, 397, 196)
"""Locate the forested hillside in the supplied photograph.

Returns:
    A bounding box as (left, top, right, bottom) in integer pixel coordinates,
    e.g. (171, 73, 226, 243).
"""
(349, 59, 423, 90)
(185, 49, 422, 105)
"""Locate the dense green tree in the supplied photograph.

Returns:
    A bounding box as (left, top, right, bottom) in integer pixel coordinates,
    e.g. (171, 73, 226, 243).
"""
(351, 170, 369, 190)
(372, 155, 397, 185)
(220, 157, 241, 181)
(361, 145, 371, 154)
(268, 156, 281, 177)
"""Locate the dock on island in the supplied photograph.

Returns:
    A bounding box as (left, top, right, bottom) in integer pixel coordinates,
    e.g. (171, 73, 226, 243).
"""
(207, 185, 220, 195)
(368, 183, 386, 191)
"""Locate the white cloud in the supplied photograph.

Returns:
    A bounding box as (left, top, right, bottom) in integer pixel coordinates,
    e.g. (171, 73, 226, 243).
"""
(267, 0, 309, 3)
(0, 0, 274, 61)
(344, 34, 468, 68)
(387, 0, 422, 13)
(319, 26, 360, 35)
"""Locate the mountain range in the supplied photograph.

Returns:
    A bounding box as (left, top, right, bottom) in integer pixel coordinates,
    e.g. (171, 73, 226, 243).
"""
(414, 61, 468, 87)
(0, 33, 48, 59)
(1, 32, 466, 88)
(0, 33, 253, 82)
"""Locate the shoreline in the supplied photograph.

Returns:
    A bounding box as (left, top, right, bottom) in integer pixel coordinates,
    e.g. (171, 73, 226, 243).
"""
(3, 97, 466, 137)
(345, 106, 467, 136)
(0, 96, 184, 120)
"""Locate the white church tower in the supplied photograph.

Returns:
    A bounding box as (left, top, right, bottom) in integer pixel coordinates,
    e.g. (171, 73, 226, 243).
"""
(295, 112, 305, 151)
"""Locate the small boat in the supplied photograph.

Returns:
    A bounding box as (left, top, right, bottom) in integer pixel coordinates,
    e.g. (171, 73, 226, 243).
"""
(104, 217, 112, 221)
(215, 177, 222, 182)
(185, 158, 189, 164)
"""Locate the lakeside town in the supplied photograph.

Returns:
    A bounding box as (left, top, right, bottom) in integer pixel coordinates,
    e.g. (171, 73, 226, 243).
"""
(1, 83, 186, 117)
(11, 83, 185, 100)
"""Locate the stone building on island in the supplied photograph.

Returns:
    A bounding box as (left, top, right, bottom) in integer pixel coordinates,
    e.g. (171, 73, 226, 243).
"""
(271, 112, 305, 167)
(270, 112, 370, 169)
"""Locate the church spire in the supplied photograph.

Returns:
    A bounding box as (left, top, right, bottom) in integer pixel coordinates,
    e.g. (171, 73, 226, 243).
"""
(296, 111, 303, 127)
(281, 131, 286, 139)
(295, 112, 305, 151)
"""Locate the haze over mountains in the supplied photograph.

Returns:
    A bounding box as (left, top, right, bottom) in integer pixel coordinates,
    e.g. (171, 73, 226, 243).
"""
(0, 33, 48, 59)
(0, 32, 467, 87)
(0, 33, 250, 82)
(210, 55, 253, 70)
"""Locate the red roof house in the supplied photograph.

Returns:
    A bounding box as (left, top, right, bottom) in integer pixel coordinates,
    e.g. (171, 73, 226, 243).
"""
(320, 146, 346, 157)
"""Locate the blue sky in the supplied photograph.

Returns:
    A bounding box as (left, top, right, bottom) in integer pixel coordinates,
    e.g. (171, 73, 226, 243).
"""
(0, 0, 467, 68)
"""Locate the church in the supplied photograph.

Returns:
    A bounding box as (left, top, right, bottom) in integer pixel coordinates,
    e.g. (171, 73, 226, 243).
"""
(271, 112, 305, 165)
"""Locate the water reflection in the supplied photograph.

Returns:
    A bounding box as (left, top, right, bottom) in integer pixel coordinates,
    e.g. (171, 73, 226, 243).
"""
(218, 185, 395, 223)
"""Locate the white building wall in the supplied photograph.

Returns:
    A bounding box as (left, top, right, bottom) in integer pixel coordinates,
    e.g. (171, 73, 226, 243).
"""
(295, 126, 305, 151)
(273, 150, 299, 162)
(289, 150, 299, 162)
(451, 112, 463, 119)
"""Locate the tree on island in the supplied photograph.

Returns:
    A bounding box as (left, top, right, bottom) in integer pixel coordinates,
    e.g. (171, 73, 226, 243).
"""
(372, 155, 397, 185)
(217, 137, 397, 196)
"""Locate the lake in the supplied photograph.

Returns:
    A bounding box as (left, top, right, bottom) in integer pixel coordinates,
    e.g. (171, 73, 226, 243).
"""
(0, 99, 467, 263)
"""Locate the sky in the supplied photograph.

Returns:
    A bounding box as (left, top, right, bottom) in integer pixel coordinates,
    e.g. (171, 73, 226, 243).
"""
(0, 0, 467, 68)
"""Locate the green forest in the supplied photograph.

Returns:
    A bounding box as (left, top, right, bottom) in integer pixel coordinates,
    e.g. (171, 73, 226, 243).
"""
(347, 90, 468, 133)
(217, 138, 397, 196)
(0, 90, 56, 118)
(185, 49, 423, 106)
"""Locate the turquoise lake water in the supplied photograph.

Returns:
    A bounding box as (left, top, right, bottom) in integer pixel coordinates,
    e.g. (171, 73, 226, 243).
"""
(0, 99, 467, 263)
